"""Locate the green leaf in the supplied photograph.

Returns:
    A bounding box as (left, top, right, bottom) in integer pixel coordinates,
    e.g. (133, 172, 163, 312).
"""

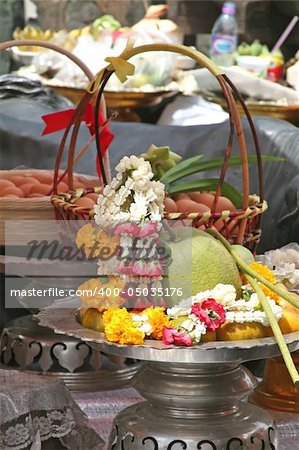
(168, 178, 243, 208)
(160, 155, 204, 185)
(161, 154, 285, 186)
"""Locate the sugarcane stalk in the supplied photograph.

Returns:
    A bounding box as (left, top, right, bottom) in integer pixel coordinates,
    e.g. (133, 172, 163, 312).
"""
(245, 274, 299, 385)
(206, 228, 299, 309)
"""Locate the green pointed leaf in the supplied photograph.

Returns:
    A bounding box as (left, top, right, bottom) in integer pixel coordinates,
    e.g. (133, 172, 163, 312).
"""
(161, 154, 285, 185)
(160, 154, 204, 185)
(168, 178, 243, 208)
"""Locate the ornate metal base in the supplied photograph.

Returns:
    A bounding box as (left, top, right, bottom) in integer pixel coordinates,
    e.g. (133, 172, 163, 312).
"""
(0, 316, 140, 392)
(108, 362, 278, 449)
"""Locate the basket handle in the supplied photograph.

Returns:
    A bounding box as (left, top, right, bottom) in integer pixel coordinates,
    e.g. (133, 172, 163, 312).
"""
(0, 39, 110, 194)
(0, 39, 94, 80)
(92, 43, 264, 244)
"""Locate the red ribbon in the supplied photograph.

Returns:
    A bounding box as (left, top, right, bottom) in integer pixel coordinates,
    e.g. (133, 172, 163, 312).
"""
(41, 103, 114, 177)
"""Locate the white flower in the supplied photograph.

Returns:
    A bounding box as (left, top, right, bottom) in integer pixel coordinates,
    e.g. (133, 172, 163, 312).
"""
(167, 306, 191, 318)
(103, 185, 113, 197)
(130, 202, 148, 221)
(132, 162, 153, 181)
(125, 178, 135, 190)
(191, 284, 236, 307)
(120, 234, 134, 247)
(225, 300, 282, 326)
(131, 313, 153, 335)
(181, 318, 195, 332)
(97, 256, 119, 275)
(116, 156, 130, 172)
(111, 178, 121, 189)
(190, 322, 207, 343)
(150, 211, 162, 221)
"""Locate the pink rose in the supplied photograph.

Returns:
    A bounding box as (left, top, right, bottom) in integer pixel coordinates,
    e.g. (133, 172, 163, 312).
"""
(191, 298, 226, 332)
(118, 261, 133, 275)
(147, 262, 164, 277)
(138, 222, 158, 237)
(114, 223, 140, 237)
(162, 326, 192, 347)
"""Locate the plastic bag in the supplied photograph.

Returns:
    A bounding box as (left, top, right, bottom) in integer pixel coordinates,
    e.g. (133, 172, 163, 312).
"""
(263, 243, 299, 289)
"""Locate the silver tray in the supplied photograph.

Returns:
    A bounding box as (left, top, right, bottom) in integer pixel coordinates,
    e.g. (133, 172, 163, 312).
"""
(36, 308, 299, 364)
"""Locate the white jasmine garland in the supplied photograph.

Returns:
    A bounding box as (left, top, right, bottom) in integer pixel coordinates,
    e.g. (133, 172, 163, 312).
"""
(225, 300, 282, 326)
(167, 306, 191, 318)
(189, 322, 207, 343)
(131, 313, 153, 335)
(94, 156, 165, 226)
(178, 283, 237, 308)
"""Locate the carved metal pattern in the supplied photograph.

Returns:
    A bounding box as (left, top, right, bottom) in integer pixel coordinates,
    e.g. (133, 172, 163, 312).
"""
(167, 440, 187, 449)
(108, 428, 277, 449)
(197, 441, 217, 449)
(268, 427, 276, 450)
(0, 317, 140, 391)
(142, 437, 159, 449)
(226, 437, 243, 448)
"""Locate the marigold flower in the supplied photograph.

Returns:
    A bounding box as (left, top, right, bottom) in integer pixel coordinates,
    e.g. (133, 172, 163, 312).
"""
(103, 308, 145, 345)
(78, 277, 125, 309)
(249, 262, 279, 301)
(76, 223, 120, 258)
(119, 327, 144, 345)
(143, 306, 170, 339)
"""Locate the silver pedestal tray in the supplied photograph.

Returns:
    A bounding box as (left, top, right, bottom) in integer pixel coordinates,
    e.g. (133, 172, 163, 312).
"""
(36, 308, 299, 450)
(0, 316, 141, 392)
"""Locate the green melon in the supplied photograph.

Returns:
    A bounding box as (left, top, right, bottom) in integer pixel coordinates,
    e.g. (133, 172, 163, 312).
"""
(166, 228, 242, 304)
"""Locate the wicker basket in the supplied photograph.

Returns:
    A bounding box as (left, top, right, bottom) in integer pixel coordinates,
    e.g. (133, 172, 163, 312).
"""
(0, 40, 104, 246)
(0, 169, 99, 246)
(49, 43, 267, 250)
(52, 43, 267, 250)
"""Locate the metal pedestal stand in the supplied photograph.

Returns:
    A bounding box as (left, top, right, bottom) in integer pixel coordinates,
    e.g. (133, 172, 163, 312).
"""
(36, 308, 299, 450)
(109, 362, 275, 449)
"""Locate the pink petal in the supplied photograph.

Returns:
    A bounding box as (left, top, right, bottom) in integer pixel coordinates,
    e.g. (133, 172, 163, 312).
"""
(173, 332, 192, 347)
(162, 326, 176, 345)
(138, 222, 158, 237)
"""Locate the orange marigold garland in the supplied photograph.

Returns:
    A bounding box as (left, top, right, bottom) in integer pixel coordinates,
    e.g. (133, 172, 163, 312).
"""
(76, 223, 120, 259)
(78, 276, 126, 309)
(143, 306, 170, 339)
(248, 262, 279, 301)
(103, 308, 144, 345)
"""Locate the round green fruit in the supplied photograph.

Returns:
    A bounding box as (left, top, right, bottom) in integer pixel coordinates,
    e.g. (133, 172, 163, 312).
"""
(167, 228, 242, 304)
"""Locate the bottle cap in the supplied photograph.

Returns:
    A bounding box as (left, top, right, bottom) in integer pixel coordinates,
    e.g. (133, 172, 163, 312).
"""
(222, 2, 236, 14)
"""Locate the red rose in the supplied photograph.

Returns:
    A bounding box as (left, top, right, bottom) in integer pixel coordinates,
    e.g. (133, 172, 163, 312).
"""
(191, 298, 226, 331)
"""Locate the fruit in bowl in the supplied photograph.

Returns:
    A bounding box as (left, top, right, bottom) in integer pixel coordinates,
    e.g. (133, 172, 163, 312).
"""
(74, 153, 298, 383)
(0, 170, 100, 200)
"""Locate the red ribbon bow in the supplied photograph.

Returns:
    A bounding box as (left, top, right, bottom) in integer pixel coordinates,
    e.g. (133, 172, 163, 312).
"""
(41, 102, 114, 177)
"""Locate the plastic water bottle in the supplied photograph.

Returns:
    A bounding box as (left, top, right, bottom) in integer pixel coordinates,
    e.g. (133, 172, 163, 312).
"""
(210, 2, 238, 67)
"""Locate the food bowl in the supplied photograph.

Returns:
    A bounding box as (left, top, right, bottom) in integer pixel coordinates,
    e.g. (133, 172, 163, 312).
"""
(236, 55, 271, 78)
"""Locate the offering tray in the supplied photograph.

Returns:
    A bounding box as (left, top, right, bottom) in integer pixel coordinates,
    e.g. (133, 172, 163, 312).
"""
(37, 308, 299, 449)
(204, 93, 299, 126)
(45, 83, 177, 122)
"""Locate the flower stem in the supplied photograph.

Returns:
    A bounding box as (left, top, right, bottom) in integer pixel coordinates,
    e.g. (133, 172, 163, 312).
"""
(245, 274, 299, 385)
(206, 229, 299, 309)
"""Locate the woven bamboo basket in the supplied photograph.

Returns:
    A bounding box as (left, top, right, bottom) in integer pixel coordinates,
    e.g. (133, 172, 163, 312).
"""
(0, 40, 104, 246)
(0, 169, 99, 246)
(49, 43, 267, 250)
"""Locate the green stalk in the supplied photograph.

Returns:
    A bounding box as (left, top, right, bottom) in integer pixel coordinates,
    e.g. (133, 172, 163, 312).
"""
(245, 274, 299, 385)
(206, 229, 299, 309)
